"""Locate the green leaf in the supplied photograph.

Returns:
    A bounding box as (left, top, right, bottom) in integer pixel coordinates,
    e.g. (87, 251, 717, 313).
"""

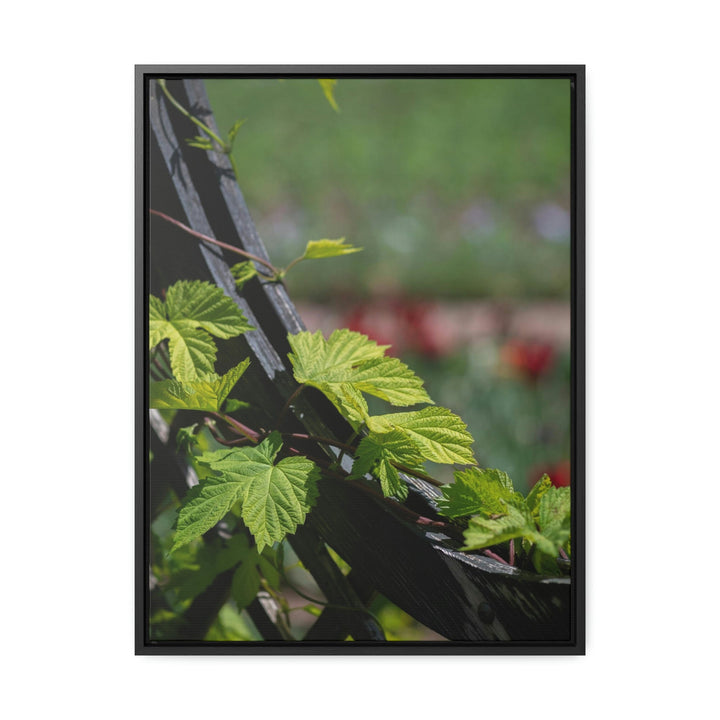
(171, 476, 245, 553)
(181, 432, 320, 554)
(303, 238, 361, 259)
(288, 329, 389, 383)
(186, 135, 214, 150)
(318, 79, 340, 112)
(241, 454, 320, 554)
(176, 424, 200, 454)
(462, 503, 537, 551)
(165, 280, 252, 339)
(230, 261, 258, 290)
(287, 329, 431, 424)
(150, 280, 253, 382)
(349, 357, 433, 406)
(227, 118, 247, 146)
(149, 359, 250, 412)
(258, 551, 282, 590)
(204, 604, 257, 641)
(318, 382, 370, 426)
(437, 467, 519, 519)
(368, 407, 476, 466)
(526, 473, 554, 517)
(149, 295, 167, 348)
(460, 483, 571, 574)
(231, 559, 261, 610)
(171, 534, 254, 601)
(538, 486, 571, 550)
(224, 398, 250, 413)
(351, 430, 426, 500)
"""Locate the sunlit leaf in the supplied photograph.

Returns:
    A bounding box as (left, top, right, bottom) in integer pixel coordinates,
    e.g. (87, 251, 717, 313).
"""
(150, 280, 253, 382)
(230, 261, 258, 290)
(303, 238, 361, 259)
(318, 79, 340, 112)
(150, 360, 250, 412)
(287, 329, 431, 425)
(368, 407, 475, 465)
(438, 467, 518, 519)
(173, 432, 320, 553)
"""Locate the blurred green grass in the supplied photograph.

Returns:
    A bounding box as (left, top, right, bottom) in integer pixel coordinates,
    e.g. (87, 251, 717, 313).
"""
(205, 77, 571, 301)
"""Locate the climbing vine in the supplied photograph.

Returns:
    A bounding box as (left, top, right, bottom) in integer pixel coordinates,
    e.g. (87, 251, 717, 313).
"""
(148, 78, 571, 641)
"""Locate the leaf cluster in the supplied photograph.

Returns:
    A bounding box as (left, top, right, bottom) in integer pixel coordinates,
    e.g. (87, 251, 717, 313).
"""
(230, 238, 362, 290)
(288, 329, 476, 500)
(147, 281, 320, 556)
(438, 469, 571, 573)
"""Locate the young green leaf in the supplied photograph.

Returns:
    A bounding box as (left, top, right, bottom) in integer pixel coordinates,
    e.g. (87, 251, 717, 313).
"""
(176, 424, 200, 454)
(186, 135, 214, 150)
(437, 467, 519, 519)
(230, 261, 258, 290)
(526, 473, 554, 517)
(150, 280, 253, 382)
(149, 359, 250, 412)
(462, 503, 538, 551)
(223, 398, 250, 413)
(367, 407, 476, 466)
(173, 432, 320, 554)
(458, 482, 572, 574)
(538, 486, 571, 550)
(303, 238, 361, 259)
(318, 79, 340, 112)
(227, 118, 247, 147)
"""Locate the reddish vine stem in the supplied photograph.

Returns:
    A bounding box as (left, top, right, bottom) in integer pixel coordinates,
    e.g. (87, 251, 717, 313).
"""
(203, 418, 239, 447)
(483, 549, 510, 565)
(210, 412, 259, 443)
(281, 432, 356, 453)
(149, 209, 277, 277)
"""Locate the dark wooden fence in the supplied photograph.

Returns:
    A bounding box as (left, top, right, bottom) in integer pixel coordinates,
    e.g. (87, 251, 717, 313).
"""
(142, 77, 574, 648)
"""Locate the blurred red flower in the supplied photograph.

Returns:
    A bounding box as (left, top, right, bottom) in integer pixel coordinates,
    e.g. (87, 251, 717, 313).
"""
(500, 339, 555, 381)
(546, 459, 571, 488)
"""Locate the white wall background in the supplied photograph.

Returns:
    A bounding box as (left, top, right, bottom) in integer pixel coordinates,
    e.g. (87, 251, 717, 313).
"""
(2, 2, 717, 717)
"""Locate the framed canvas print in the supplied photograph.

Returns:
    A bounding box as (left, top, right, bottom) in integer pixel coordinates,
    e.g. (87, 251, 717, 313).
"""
(136, 66, 585, 654)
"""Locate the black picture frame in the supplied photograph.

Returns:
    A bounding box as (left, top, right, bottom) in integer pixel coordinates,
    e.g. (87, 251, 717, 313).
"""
(136, 65, 585, 655)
